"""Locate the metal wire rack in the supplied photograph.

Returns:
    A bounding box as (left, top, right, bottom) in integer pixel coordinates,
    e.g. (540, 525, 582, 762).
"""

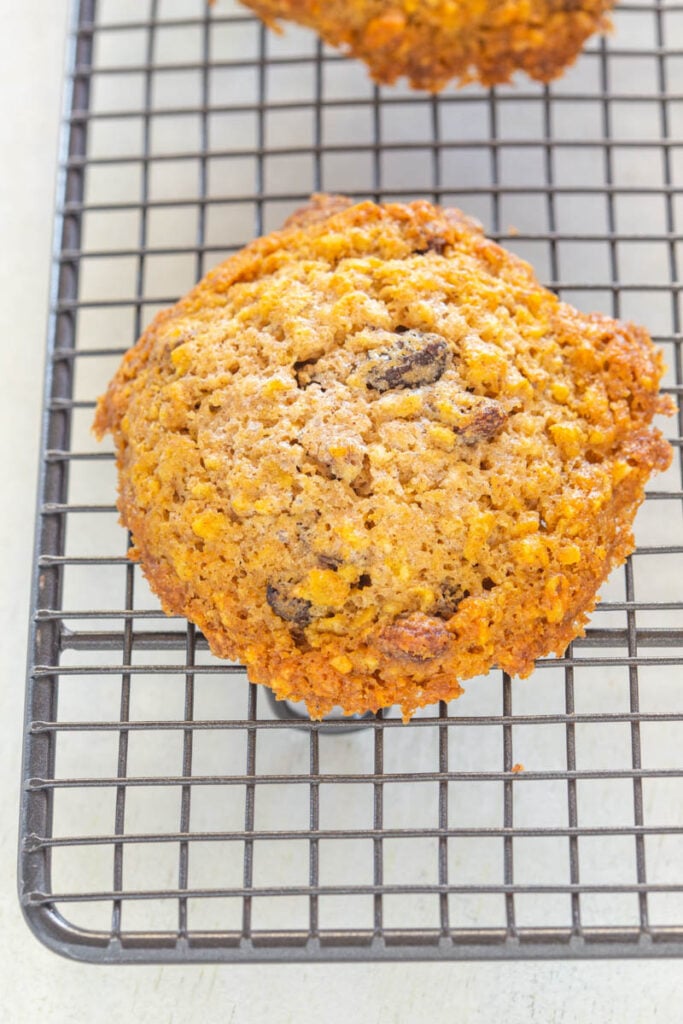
(19, 0, 683, 962)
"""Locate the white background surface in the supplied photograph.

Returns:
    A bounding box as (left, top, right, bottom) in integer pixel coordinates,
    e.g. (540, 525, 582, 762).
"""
(1, 2, 682, 1020)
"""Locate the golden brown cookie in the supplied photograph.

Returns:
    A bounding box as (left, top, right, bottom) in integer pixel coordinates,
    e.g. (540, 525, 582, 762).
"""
(94, 194, 673, 720)
(239, 0, 615, 90)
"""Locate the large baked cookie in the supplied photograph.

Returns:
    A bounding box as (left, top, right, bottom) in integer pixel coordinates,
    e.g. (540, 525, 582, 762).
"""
(94, 195, 672, 719)
(239, 0, 615, 90)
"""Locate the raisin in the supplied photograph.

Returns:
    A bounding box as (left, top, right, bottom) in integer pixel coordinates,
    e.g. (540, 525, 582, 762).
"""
(266, 584, 312, 627)
(365, 331, 449, 392)
(459, 399, 507, 444)
(434, 581, 467, 619)
(318, 554, 342, 570)
(377, 612, 450, 661)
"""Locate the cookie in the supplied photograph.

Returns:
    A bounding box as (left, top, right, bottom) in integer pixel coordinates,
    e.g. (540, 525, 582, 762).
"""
(238, 0, 615, 90)
(94, 195, 673, 719)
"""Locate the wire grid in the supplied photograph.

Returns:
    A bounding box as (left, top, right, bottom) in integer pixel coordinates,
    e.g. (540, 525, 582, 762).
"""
(19, 0, 683, 963)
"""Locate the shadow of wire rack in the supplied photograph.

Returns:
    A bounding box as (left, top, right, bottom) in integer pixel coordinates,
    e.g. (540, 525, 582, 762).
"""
(18, 0, 683, 963)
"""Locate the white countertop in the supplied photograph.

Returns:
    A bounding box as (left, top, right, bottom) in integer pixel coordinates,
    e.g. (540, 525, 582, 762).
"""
(1, 3, 682, 1020)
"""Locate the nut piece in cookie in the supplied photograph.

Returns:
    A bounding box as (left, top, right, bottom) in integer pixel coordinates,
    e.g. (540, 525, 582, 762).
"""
(365, 331, 449, 392)
(378, 612, 451, 662)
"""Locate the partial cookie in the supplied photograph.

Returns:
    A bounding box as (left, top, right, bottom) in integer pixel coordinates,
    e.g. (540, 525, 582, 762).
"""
(239, 0, 615, 90)
(94, 194, 673, 719)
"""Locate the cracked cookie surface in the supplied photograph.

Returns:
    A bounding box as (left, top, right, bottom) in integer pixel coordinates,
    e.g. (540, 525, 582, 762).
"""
(238, 0, 615, 90)
(94, 194, 673, 719)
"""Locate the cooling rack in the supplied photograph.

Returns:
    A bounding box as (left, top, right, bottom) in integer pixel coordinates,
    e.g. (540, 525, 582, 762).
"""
(19, 0, 683, 962)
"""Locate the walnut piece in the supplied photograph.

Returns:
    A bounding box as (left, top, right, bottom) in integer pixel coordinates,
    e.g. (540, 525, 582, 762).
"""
(378, 612, 451, 661)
